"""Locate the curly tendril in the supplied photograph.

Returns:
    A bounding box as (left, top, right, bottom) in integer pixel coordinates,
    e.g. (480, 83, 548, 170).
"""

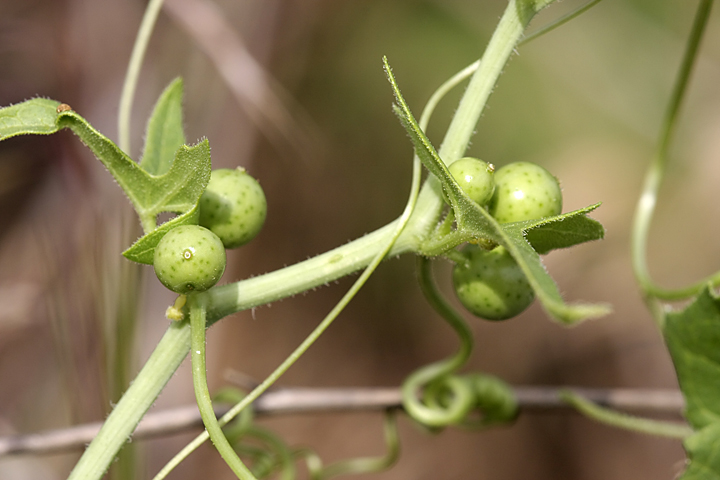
(209, 388, 399, 480)
(401, 256, 518, 428)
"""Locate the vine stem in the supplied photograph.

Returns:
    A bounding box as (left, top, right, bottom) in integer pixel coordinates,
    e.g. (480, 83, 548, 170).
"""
(631, 0, 715, 303)
(68, 2, 557, 479)
(188, 294, 257, 479)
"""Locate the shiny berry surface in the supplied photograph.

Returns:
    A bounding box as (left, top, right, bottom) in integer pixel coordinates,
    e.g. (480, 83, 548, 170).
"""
(488, 162, 561, 223)
(448, 157, 495, 206)
(153, 225, 226, 294)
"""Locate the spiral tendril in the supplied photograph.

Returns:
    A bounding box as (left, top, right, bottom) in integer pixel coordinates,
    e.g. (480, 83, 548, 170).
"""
(401, 256, 518, 429)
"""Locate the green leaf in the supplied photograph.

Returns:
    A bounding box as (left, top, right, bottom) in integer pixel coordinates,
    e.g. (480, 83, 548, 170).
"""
(681, 424, 720, 480)
(515, 203, 604, 255)
(55, 111, 211, 239)
(385, 57, 609, 325)
(0, 98, 211, 264)
(0, 98, 62, 139)
(663, 287, 720, 478)
(664, 287, 720, 430)
(122, 205, 200, 264)
(141, 78, 186, 176)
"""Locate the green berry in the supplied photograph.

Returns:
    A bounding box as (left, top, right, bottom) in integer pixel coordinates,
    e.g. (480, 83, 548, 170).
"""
(488, 162, 562, 223)
(448, 157, 495, 206)
(199, 168, 267, 249)
(452, 245, 534, 321)
(153, 225, 226, 294)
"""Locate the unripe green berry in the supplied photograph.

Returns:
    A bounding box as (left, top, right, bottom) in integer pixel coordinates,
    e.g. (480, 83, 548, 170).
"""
(452, 245, 534, 321)
(448, 157, 495, 206)
(153, 225, 226, 294)
(488, 162, 562, 223)
(199, 168, 267, 249)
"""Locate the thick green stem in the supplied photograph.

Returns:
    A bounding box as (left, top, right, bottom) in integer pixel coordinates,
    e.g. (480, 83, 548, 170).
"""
(405, 0, 554, 250)
(437, 0, 540, 163)
(67, 321, 191, 480)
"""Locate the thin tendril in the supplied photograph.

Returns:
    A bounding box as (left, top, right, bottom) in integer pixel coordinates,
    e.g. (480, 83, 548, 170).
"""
(308, 410, 400, 479)
(560, 390, 692, 439)
(631, 0, 715, 303)
(118, 0, 165, 154)
(401, 257, 475, 426)
(519, 0, 605, 46)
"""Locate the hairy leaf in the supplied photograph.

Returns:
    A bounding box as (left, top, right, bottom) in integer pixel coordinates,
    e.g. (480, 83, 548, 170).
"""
(515, 203, 604, 254)
(663, 287, 720, 478)
(0, 97, 210, 264)
(0, 98, 62, 139)
(681, 424, 720, 480)
(141, 78, 186, 176)
(665, 287, 720, 430)
(385, 57, 609, 325)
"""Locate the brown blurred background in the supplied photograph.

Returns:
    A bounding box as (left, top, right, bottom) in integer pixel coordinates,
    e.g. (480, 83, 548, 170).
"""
(1, 0, 720, 478)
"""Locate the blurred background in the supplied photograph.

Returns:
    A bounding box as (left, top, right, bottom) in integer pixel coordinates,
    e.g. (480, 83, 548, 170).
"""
(1, 0, 720, 478)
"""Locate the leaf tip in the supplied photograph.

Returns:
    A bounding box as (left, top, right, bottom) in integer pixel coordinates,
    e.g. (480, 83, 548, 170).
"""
(547, 301, 613, 326)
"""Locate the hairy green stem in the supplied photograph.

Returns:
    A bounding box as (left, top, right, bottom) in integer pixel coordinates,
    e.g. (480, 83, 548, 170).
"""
(405, 0, 556, 252)
(67, 321, 190, 480)
(437, 0, 545, 164)
(520, 0, 604, 45)
(631, 0, 714, 302)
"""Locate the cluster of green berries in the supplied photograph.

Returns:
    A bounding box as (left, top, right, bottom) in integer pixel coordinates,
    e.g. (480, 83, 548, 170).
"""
(448, 158, 562, 321)
(153, 168, 267, 295)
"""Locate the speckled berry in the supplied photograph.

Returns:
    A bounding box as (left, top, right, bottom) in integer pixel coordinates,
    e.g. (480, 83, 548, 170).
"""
(452, 245, 534, 321)
(448, 157, 495, 206)
(199, 168, 267, 249)
(153, 225, 226, 294)
(488, 162, 562, 223)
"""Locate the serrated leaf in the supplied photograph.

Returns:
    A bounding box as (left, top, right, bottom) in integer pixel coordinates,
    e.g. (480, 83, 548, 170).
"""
(0, 98, 62, 139)
(141, 78, 186, 176)
(520, 203, 604, 254)
(385, 57, 609, 325)
(680, 424, 720, 480)
(0, 99, 211, 264)
(664, 287, 720, 430)
(55, 112, 210, 229)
